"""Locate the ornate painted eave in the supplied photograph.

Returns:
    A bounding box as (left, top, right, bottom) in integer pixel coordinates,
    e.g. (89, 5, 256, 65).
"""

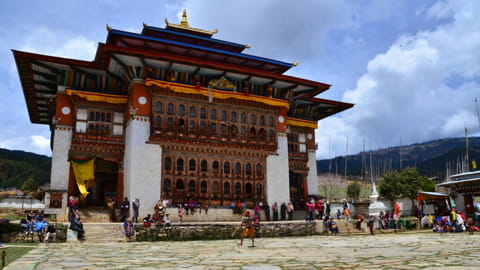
(145, 78, 290, 109)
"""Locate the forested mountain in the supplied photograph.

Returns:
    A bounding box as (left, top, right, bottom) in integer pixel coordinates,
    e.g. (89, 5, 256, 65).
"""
(0, 148, 51, 189)
(317, 137, 480, 180)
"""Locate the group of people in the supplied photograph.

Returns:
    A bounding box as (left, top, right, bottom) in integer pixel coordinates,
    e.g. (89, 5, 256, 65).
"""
(429, 207, 479, 234)
(21, 210, 57, 242)
(142, 200, 171, 228)
(305, 198, 332, 222)
(377, 211, 402, 230)
(119, 197, 140, 223)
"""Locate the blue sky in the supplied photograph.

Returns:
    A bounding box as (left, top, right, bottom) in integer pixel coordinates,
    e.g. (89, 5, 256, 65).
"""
(1, 0, 479, 159)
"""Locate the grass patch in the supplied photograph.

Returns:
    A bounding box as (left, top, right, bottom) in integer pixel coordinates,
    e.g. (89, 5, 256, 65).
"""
(2, 213, 24, 222)
(3, 243, 38, 267)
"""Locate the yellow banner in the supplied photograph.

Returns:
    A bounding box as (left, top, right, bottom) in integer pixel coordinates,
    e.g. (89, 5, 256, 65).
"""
(71, 158, 96, 200)
(145, 79, 290, 109)
(65, 89, 128, 104)
(286, 117, 318, 129)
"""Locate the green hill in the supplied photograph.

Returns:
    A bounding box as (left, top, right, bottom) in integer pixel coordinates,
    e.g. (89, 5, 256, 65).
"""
(0, 149, 51, 189)
(317, 137, 480, 179)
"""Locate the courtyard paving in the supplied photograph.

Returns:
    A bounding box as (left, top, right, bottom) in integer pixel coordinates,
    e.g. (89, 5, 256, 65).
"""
(4, 232, 480, 269)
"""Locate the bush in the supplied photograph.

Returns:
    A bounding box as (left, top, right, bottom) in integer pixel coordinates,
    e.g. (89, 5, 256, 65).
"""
(0, 223, 23, 243)
(346, 181, 361, 201)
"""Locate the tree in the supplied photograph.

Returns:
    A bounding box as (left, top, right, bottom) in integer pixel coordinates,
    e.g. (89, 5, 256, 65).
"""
(421, 178, 436, 192)
(20, 177, 38, 193)
(379, 167, 434, 214)
(379, 170, 401, 203)
(346, 181, 361, 201)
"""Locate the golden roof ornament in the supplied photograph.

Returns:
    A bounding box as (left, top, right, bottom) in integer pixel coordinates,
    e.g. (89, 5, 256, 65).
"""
(164, 9, 218, 36)
(180, 9, 189, 27)
(292, 61, 299, 67)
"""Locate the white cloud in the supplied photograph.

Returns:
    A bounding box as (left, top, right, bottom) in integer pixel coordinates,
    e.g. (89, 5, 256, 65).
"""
(440, 109, 476, 135)
(31, 135, 50, 150)
(316, 0, 480, 159)
(20, 26, 96, 60)
(52, 37, 96, 60)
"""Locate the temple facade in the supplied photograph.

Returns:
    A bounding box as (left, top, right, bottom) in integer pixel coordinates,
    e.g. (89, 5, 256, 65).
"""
(14, 11, 352, 219)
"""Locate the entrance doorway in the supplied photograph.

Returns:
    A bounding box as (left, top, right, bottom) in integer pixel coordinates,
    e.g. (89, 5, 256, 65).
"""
(89, 159, 118, 207)
(289, 172, 306, 210)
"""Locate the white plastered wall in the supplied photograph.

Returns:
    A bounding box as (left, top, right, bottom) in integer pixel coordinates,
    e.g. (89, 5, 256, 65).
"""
(307, 149, 318, 196)
(50, 127, 72, 190)
(266, 132, 290, 207)
(123, 117, 162, 218)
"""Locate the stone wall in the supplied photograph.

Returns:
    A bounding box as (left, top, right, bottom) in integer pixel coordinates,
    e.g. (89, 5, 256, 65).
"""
(135, 220, 316, 241)
(0, 197, 44, 210)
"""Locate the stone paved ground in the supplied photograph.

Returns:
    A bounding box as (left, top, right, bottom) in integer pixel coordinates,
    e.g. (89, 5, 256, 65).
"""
(4, 232, 480, 269)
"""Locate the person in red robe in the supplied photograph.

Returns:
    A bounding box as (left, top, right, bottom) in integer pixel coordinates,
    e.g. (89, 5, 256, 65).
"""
(394, 201, 401, 221)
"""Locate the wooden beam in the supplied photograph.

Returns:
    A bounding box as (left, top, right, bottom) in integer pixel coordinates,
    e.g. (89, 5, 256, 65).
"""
(111, 54, 129, 70)
(32, 70, 57, 82)
(34, 81, 57, 88)
(32, 60, 60, 75)
(106, 70, 126, 83)
(70, 65, 97, 81)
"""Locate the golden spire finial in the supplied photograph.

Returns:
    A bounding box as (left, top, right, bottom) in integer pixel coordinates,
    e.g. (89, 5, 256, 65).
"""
(180, 9, 189, 27)
(292, 61, 299, 66)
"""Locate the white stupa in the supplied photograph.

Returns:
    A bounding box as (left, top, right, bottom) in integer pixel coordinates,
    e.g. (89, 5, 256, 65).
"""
(368, 181, 388, 216)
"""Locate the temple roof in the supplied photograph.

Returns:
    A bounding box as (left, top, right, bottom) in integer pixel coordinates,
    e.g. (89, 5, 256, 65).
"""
(13, 13, 353, 125)
(141, 25, 247, 53)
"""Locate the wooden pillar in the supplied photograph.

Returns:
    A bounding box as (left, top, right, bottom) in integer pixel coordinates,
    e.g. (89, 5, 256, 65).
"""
(68, 167, 75, 195)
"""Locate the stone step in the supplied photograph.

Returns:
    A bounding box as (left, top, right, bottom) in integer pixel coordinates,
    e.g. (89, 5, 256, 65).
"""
(81, 223, 125, 243)
(78, 209, 112, 223)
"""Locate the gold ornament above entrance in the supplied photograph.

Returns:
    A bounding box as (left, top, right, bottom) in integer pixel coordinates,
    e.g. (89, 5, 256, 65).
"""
(208, 76, 236, 90)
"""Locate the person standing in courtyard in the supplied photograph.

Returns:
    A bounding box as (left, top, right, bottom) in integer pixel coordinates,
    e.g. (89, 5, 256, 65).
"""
(263, 202, 271, 221)
(120, 197, 130, 222)
(367, 215, 375, 235)
(280, 202, 287, 221)
(394, 200, 401, 231)
(316, 199, 324, 220)
(306, 200, 315, 222)
(325, 201, 331, 217)
(272, 202, 279, 221)
(178, 204, 185, 224)
(287, 201, 294, 220)
(254, 202, 263, 221)
(238, 211, 256, 247)
(132, 198, 140, 223)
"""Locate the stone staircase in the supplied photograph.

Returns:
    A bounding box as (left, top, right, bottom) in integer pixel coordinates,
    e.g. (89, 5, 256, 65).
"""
(81, 223, 125, 243)
(78, 208, 111, 223)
